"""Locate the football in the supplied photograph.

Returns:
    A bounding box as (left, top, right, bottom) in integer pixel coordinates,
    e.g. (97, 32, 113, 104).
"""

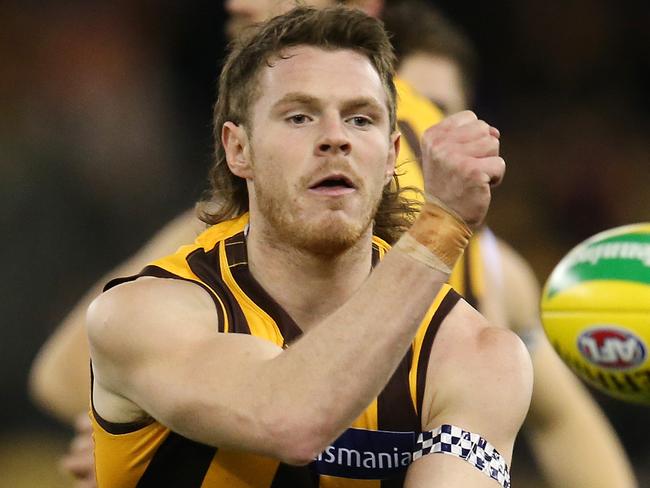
(540, 223, 650, 404)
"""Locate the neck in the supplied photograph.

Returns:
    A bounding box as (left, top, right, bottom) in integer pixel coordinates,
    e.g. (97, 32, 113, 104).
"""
(246, 222, 374, 332)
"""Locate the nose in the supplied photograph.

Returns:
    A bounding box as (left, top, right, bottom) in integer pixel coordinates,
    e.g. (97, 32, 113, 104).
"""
(315, 117, 351, 157)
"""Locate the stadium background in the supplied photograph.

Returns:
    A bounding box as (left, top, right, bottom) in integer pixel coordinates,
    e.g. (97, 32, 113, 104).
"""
(1, 0, 648, 485)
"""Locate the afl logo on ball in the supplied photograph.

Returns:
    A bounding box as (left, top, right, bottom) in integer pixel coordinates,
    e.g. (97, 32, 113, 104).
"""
(577, 327, 647, 370)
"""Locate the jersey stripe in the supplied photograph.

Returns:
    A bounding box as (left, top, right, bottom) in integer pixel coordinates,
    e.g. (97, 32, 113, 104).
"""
(185, 244, 246, 334)
(225, 233, 303, 345)
(407, 285, 453, 414)
(271, 464, 320, 487)
(135, 432, 216, 488)
(220, 234, 285, 347)
(378, 353, 419, 432)
(377, 352, 418, 488)
(415, 290, 461, 416)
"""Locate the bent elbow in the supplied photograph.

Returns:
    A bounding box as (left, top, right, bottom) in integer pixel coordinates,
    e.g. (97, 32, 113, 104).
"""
(277, 445, 322, 467)
(274, 434, 329, 466)
(263, 413, 338, 466)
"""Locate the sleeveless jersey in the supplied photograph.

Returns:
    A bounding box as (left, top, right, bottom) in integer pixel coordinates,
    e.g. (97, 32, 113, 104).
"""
(91, 213, 461, 488)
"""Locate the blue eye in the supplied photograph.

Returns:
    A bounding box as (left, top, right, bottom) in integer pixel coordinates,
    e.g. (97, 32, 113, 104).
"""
(349, 116, 372, 127)
(288, 114, 309, 125)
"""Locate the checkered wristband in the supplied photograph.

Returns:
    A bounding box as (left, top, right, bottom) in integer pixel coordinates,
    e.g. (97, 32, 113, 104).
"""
(413, 424, 510, 488)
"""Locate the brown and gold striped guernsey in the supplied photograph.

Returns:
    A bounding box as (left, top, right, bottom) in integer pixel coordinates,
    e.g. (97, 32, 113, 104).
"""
(91, 213, 460, 488)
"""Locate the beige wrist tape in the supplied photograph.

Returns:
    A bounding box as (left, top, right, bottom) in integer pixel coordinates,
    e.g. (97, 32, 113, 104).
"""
(394, 196, 472, 273)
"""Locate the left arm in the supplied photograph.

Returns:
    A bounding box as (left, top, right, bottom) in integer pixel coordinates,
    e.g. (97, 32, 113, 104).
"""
(499, 241, 637, 488)
(405, 300, 533, 487)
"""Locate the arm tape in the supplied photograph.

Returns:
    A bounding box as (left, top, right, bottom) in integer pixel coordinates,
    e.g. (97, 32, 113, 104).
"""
(413, 424, 511, 488)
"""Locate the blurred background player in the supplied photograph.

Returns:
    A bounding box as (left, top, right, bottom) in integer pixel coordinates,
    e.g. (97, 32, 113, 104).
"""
(382, 2, 637, 487)
(28, 1, 637, 487)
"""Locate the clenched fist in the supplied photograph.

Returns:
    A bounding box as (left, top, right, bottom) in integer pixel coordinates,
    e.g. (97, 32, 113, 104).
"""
(420, 111, 505, 228)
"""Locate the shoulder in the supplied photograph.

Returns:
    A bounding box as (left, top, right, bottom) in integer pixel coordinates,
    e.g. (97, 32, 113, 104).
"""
(87, 278, 218, 362)
(427, 299, 533, 401)
(422, 300, 533, 456)
(87, 277, 223, 415)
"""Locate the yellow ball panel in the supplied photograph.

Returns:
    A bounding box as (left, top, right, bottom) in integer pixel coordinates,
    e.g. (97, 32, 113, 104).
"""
(542, 280, 650, 312)
(541, 311, 650, 404)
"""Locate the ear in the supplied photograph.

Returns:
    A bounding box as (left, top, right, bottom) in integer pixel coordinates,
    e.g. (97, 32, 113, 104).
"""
(385, 131, 400, 185)
(222, 121, 253, 179)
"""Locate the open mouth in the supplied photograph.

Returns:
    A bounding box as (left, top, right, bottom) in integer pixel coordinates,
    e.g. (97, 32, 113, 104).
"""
(309, 174, 356, 192)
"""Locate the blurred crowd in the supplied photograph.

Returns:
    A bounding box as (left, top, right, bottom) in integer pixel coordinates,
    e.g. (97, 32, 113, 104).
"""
(1, 0, 648, 486)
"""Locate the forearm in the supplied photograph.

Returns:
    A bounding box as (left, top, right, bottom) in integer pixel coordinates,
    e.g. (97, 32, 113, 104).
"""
(157, 247, 450, 463)
(525, 343, 637, 488)
(527, 408, 636, 488)
(269, 248, 448, 450)
(527, 398, 636, 487)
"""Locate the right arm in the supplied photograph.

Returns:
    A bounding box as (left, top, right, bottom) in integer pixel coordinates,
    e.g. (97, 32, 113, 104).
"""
(89, 247, 453, 465)
(90, 110, 505, 466)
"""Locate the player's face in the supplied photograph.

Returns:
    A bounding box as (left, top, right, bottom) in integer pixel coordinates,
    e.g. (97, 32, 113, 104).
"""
(397, 53, 467, 115)
(225, 0, 337, 39)
(243, 46, 397, 255)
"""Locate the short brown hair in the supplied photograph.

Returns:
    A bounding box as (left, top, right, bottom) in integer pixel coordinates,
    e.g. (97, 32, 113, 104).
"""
(198, 5, 419, 244)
